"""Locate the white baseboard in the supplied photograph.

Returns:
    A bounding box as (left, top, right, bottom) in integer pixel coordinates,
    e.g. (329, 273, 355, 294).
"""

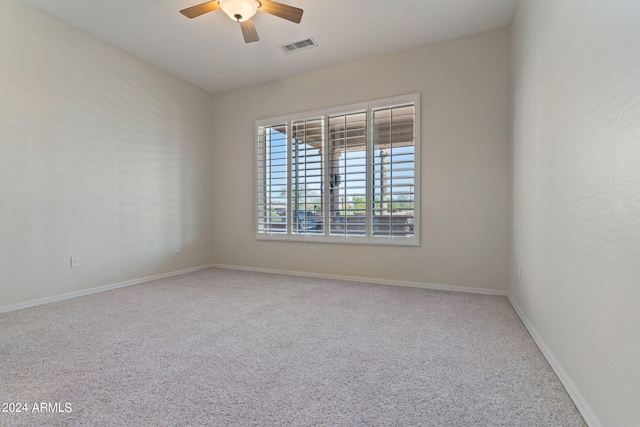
(507, 294, 602, 427)
(0, 264, 216, 313)
(1, 263, 503, 313)
(212, 263, 507, 296)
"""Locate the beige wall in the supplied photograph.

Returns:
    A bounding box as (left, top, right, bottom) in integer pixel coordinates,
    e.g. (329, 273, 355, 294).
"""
(211, 29, 510, 292)
(0, 0, 215, 308)
(510, 0, 640, 426)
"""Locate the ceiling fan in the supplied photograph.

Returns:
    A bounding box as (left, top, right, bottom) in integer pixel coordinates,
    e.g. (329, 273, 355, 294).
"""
(180, 0, 304, 44)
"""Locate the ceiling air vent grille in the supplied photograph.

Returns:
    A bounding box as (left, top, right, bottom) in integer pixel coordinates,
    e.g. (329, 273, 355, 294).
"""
(280, 37, 318, 54)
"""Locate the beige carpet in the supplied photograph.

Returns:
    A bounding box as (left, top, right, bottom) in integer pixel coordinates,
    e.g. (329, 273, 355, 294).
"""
(0, 268, 585, 426)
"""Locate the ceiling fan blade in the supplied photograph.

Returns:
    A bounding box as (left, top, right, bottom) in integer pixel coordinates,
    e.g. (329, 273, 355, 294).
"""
(240, 18, 260, 43)
(258, 1, 304, 24)
(180, 1, 221, 19)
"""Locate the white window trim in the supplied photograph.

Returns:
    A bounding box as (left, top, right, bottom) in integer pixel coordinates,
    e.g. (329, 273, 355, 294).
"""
(256, 93, 420, 246)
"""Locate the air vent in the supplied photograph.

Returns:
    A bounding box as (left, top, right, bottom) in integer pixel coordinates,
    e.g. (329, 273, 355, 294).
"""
(279, 37, 319, 54)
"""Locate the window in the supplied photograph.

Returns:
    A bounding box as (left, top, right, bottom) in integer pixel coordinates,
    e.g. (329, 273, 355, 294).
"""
(256, 93, 420, 245)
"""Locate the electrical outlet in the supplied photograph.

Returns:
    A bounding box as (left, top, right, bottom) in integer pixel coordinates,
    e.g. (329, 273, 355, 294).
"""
(310, 246, 316, 255)
(176, 244, 182, 254)
(518, 268, 522, 279)
(70, 256, 80, 268)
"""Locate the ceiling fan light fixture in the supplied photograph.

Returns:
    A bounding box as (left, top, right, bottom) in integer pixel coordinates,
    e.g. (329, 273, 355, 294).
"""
(219, 0, 259, 22)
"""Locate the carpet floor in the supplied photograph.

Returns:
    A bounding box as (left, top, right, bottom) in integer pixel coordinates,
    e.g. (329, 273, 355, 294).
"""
(0, 268, 586, 426)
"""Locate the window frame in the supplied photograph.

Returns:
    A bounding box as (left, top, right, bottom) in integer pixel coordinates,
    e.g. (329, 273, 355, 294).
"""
(255, 93, 420, 246)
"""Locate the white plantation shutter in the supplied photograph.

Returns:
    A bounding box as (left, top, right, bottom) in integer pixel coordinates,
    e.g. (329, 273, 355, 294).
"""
(371, 103, 416, 239)
(291, 117, 325, 235)
(257, 123, 288, 234)
(328, 110, 368, 236)
(256, 94, 419, 245)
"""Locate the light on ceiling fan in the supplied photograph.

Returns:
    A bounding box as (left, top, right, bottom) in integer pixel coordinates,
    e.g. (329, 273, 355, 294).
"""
(219, 0, 259, 22)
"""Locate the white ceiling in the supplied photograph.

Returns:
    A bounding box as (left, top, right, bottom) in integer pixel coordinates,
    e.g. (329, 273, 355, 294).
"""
(20, 0, 518, 94)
